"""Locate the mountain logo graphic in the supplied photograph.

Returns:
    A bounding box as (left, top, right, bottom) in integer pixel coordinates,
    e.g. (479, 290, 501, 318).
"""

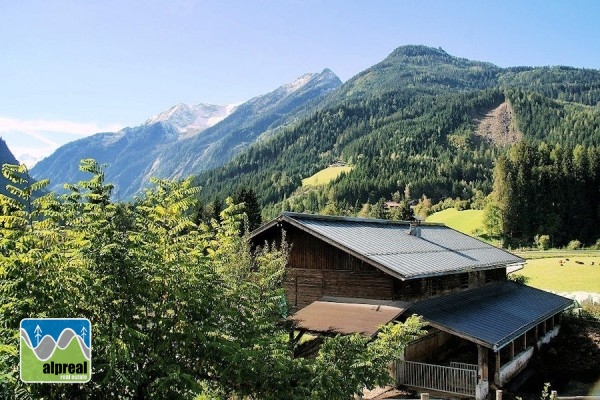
(20, 318, 91, 383)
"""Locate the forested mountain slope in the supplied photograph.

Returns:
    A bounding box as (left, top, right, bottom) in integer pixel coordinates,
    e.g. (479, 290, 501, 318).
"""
(198, 46, 600, 221)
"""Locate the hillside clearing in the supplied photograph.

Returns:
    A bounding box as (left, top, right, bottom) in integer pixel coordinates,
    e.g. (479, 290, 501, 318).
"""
(426, 208, 484, 235)
(302, 166, 353, 186)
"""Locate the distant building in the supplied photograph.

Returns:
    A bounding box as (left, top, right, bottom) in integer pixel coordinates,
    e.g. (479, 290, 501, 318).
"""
(384, 201, 400, 209)
(251, 213, 573, 399)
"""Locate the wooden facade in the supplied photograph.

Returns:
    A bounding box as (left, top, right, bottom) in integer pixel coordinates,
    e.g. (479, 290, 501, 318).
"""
(253, 221, 508, 310)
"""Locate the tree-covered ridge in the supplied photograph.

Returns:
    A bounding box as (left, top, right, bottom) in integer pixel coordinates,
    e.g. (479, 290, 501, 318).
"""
(506, 89, 600, 146)
(199, 83, 600, 218)
(196, 45, 600, 226)
(0, 160, 424, 399)
(328, 45, 501, 105)
(500, 66, 600, 106)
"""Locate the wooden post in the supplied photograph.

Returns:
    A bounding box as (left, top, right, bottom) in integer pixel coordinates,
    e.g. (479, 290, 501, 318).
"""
(494, 351, 501, 385)
(421, 393, 430, 400)
(541, 320, 547, 335)
(510, 341, 515, 359)
(477, 344, 488, 381)
(496, 389, 503, 400)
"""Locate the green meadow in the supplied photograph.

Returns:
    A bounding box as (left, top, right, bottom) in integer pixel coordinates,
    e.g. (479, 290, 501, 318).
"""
(427, 209, 600, 293)
(302, 166, 353, 186)
(514, 254, 600, 293)
(426, 208, 484, 235)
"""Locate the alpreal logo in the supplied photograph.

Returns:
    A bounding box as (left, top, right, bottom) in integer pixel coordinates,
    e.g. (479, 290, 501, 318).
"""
(20, 318, 91, 383)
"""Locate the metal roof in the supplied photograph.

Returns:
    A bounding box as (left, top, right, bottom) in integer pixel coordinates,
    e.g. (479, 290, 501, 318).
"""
(409, 281, 574, 350)
(289, 298, 409, 337)
(267, 212, 524, 280)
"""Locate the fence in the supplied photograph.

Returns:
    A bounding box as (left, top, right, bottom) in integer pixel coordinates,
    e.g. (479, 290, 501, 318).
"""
(450, 362, 478, 371)
(495, 389, 600, 400)
(374, 391, 600, 400)
(395, 360, 477, 397)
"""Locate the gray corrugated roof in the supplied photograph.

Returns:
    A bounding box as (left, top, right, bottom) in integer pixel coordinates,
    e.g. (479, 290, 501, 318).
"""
(280, 212, 524, 280)
(409, 281, 574, 350)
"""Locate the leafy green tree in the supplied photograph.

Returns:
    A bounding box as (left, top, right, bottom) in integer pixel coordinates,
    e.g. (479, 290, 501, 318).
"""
(390, 200, 412, 221)
(0, 160, 425, 399)
(369, 197, 387, 219)
(413, 194, 432, 219)
(534, 234, 551, 250)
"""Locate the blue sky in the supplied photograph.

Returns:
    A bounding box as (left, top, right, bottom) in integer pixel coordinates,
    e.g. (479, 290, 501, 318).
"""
(1, 0, 600, 164)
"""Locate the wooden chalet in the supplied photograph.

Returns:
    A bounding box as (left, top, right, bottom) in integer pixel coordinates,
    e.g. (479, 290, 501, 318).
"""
(250, 213, 574, 400)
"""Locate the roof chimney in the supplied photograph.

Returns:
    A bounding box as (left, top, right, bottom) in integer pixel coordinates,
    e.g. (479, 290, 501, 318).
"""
(408, 218, 422, 238)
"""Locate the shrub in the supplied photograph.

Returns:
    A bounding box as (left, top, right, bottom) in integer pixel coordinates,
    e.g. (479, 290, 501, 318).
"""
(508, 274, 530, 285)
(566, 239, 582, 250)
(582, 302, 600, 321)
(534, 234, 551, 250)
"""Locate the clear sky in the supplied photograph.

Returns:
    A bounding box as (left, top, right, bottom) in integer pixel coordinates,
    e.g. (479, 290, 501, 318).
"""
(1, 0, 600, 164)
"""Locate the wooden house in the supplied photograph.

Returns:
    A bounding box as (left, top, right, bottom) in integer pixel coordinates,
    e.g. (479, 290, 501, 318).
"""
(251, 213, 574, 399)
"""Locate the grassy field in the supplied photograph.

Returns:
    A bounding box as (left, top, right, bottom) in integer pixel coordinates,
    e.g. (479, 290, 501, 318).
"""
(426, 208, 484, 235)
(514, 254, 600, 293)
(425, 209, 600, 293)
(302, 166, 353, 186)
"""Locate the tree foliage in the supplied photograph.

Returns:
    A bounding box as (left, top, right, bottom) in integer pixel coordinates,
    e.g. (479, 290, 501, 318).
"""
(0, 160, 424, 399)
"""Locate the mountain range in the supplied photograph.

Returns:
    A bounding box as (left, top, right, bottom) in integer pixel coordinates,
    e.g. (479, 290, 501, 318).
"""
(21, 45, 600, 210)
(195, 45, 600, 217)
(30, 69, 341, 199)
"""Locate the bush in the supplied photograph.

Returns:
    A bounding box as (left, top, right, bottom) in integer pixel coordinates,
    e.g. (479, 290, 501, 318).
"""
(582, 302, 600, 321)
(566, 239, 582, 250)
(534, 234, 551, 250)
(508, 274, 530, 285)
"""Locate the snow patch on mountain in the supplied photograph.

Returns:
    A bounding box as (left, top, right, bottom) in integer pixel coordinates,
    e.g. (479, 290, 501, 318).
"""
(145, 103, 238, 138)
(16, 153, 40, 168)
(283, 73, 315, 93)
